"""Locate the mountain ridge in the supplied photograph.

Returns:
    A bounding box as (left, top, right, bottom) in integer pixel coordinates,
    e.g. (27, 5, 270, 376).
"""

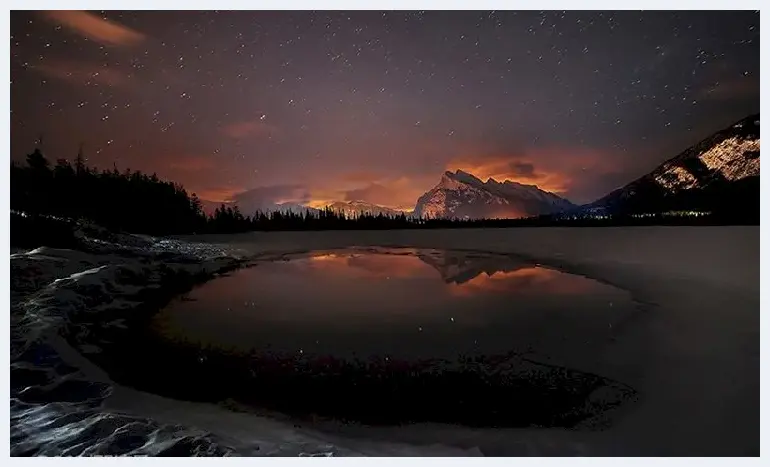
(586, 113, 759, 217)
(413, 169, 575, 219)
(203, 113, 759, 221)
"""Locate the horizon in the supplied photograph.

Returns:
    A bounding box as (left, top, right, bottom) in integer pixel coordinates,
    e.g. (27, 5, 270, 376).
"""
(11, 11, 759, 212)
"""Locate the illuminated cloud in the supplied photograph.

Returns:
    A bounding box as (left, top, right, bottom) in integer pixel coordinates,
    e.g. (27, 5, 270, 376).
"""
(195, 187, 244, 203)
(344, 183, 394, 203)
(40, 11, 145, 47)
(220, 120, 277, 139)
(507, 161, 543, 180)
(448, 156, 569, 194)
(336, 175, 432, 211)
(446, 147, 623, 202)
(340, 171, 383, 183)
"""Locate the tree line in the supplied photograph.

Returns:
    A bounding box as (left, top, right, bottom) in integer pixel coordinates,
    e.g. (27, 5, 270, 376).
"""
(12, 147, 208, 235)
(10, 146, 749, 238)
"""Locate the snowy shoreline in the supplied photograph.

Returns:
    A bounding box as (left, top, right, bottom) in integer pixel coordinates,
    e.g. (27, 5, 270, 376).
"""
(10, 226, 251, 456)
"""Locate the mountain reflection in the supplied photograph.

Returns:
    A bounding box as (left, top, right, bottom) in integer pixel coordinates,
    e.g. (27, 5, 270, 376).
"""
(304, 248, 589, 295)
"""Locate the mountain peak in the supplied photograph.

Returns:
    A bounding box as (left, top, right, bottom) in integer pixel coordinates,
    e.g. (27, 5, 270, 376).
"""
(442, 169, 484, 186)
(415, 170, 574, 219)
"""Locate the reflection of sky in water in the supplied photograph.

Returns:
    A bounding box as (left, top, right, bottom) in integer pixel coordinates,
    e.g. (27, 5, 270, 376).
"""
(153, 249, 637, 364)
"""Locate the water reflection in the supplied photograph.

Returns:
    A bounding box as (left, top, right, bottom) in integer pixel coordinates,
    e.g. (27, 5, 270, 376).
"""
(303, 248, 589, 296)
(152, 248, 635, 365)
(297, 248, 594, 298)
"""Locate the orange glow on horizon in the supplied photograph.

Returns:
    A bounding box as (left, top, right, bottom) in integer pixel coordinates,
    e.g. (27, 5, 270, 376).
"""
(195, 187, 243, 203)
(447, 159, 569, 194)
(193, 147, 616, 209)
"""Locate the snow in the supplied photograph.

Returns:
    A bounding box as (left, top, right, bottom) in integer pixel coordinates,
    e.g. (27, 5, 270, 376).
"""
(696, 136, 760, 181)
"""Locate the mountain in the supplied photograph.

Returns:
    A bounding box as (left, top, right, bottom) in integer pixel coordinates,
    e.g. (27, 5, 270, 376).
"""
(413, 170, 575, 219)
(416, 249, 530, 284)
(589, 113, 760, 219)
(325, 201, 407, 217)
(269, 202, 321, 215)
(198, 200, 319, 216)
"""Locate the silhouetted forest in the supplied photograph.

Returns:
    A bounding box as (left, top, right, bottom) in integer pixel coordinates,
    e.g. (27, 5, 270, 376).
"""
(12, 147, 209, 235)
(10, 146, 755, 241)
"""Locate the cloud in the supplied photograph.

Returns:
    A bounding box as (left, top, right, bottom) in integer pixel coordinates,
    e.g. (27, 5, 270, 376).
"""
(343, 183, 393, 203)
(340, 171, 382, 183)
(32, 60, 129, 87)
(507, 161, 543, 180)
(221, 120, 277, 139)
(228, 184, 311, 213)
(195, 187, 244, 203)
(449, 155, 569, 193)
(447, 147, 623, 203)
(40, 11, 145, 47)
(338, 176, 431, 211)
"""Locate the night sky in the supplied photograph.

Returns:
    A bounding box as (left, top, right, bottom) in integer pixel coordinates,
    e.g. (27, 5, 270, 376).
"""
(10, 10, 760, 210)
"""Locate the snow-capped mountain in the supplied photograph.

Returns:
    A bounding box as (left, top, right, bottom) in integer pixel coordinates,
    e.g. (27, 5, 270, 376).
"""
(589, 113, 760, 216)
(200, 200, 319, 216)
(267, 202, 321, 215)
(325, 201, 407, 217)
(413, 170, 575, 219)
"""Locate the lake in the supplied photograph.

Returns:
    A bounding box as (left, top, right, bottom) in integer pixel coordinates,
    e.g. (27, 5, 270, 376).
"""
(98, 247, 640, 428)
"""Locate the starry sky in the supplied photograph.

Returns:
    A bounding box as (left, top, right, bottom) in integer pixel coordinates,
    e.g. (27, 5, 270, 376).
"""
(10, 10, 760, 211)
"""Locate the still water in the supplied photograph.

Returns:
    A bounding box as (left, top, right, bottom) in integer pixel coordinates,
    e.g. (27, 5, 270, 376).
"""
(103, 248, 640, 427)
(153, 248, 636, 365)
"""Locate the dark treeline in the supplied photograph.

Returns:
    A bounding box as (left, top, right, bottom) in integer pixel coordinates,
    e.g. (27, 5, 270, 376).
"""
(12, 147, 208, 235)
(10, 146, 754, 239)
